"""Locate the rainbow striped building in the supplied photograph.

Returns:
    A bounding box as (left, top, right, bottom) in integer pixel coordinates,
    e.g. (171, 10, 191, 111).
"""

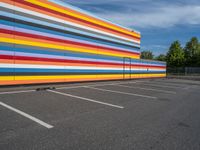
(0, 0, 166, 86)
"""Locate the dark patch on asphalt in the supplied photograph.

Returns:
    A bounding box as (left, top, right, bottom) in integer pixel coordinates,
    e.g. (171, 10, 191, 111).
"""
(157, 98, 171, 102)
(178, 122, 190, 128)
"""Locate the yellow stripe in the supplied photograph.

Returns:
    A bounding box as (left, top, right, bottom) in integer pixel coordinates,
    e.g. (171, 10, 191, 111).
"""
(0, 76, 15, 80)
(25, 0, 140, 38)
(0, 37, 139, 59)
(0, 74, 166, 81)
(130, 74, 166, 78)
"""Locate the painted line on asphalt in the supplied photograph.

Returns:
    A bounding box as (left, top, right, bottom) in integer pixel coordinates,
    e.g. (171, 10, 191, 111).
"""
(56, 82, 126, 90)
(115, 84, 176, 94)
(0, 102, 53, 129)
(56, 85, 87, 90)
(128, 82, 184, 89)
(85, 86, 157, 99)
(135, 80, 151, 83)
(0, 82, 123, 95)
(48, 90, 124, 109)
(0, 90, 36, 95)
(136, 80, 186, 87)
(83, 82, 137, 88)
(183, 86, 193, 90)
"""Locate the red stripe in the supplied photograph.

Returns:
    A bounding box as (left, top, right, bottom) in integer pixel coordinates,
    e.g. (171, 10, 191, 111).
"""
(11, 0, 140, 40)
(0, 54, 166, 69)
(0, 28, 140, 56)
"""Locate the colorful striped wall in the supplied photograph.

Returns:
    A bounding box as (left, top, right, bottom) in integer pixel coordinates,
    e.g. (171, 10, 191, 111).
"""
(0, 0, 166, 86)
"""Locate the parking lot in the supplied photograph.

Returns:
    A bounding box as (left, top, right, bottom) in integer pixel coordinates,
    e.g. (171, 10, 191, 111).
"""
(0, 78, 200, 150)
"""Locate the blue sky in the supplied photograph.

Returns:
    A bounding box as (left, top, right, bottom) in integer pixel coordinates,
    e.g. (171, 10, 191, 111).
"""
(64, 0, 200, 56)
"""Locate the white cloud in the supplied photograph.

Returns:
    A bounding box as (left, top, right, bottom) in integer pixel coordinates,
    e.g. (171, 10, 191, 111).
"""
(94, 5, 200, 28)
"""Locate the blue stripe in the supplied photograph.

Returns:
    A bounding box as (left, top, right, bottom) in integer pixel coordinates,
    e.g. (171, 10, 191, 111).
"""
(0, 68, 15, 72)
(0, 68, 165, 73)
(0, 45, 123, 62)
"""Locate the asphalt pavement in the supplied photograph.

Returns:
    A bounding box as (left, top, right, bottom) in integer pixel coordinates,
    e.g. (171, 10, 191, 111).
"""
(0, 78, 200, 150)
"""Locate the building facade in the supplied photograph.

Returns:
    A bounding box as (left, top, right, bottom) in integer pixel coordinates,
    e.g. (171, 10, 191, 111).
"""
(0, 0, 166, 85)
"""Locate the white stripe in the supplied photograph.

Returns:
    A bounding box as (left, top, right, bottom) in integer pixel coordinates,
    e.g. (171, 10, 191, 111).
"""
(85, 82, 130, 88)
(0, 63, 165, 71)
(56, 81, 129, 90)
(55, 82, 123, 90)
(48, 90, 124, 109)
(0, 64, 121, 70)
(0, 3, 138, 44)
(0, 90, 35, 95)
(131, 82, 184, 89)
(135, 80, 150, 83)
(140, 81, 186, 87)
(56, 85, 86, 90)
(0, 102, 53, 129)
(115, 84, 176, 94)
(85, 86, 157, 99)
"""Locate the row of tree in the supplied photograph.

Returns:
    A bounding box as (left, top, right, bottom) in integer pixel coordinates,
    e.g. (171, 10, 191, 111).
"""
(141, 37, 200, 67)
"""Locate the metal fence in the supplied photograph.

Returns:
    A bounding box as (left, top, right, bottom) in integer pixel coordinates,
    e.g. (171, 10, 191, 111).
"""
(167, 67, 200, 76)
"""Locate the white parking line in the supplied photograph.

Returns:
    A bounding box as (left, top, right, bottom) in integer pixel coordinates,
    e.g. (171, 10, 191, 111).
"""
(115, 84, 176, 94)
(0, 102, 53, 129)
(56, 82, 124, 90)
(0, 90, 35, 95)
(136, 80, 186, 87)
(48, 90, 124, 109)
(91, 82, 137, 87)
(56, 85, 87, 90)
(85, 86, 157, 99)
(135, 80, 150, 83)
(128, 82, 184, 89)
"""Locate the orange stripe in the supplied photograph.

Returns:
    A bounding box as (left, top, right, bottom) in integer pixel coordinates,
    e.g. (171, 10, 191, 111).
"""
(0, 78, 100, 85)
(0, 75, 166, 86)
(0, 59, 14, 64)
(0, 76, 124, 85)
(0, 33, 13, 38)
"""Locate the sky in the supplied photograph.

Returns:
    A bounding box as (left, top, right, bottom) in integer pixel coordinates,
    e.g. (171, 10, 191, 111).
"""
(64, 0, 200, 56)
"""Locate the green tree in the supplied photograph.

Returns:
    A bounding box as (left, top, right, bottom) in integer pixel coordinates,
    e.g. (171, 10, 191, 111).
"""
(166, 41, 185, 67)
(197, 43, 200, 66)
(155, 54, 166, 61)
(184, 37, 200, 67)
(140, 51, 154, 60)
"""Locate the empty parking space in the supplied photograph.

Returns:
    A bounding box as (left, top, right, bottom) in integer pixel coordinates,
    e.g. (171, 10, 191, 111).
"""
(85, 84, 175, 99)
(0, 101, 53, 129)
(0, 106, 37, 132)
(54, 86, 160, 108)
(0, 91, 116, 126)
(126, 82, 184, 92)
(148, 78, 200, 86)
(114, 84, 176, 94)
(48, 89, 124, 109)
(0, 78, 200, 150)
(136, 80, 194, 89)
(132, 81, 185, 89)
